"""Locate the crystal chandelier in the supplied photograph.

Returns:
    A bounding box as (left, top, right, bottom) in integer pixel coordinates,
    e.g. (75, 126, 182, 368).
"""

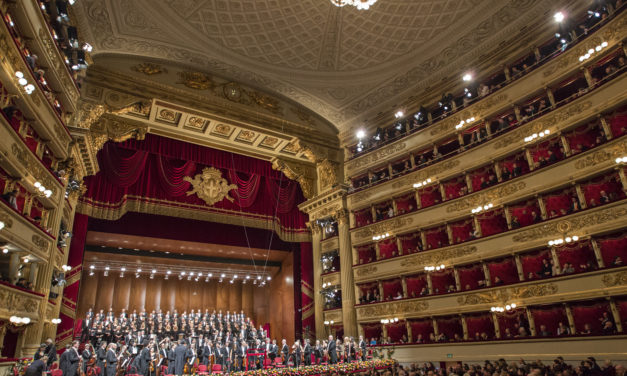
(330, 0, 378, 10)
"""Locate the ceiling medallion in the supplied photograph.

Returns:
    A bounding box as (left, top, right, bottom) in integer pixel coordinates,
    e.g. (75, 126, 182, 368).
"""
(330, 0, 377, 10)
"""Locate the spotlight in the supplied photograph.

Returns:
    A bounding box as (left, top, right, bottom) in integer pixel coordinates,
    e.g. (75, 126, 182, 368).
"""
(394, 111, 404, 119)
(221, 273, 226, 278)
(356, 129, 366, 139)
(136, 268, 142, 272)
(554, 12, 565, 23)
(2, 248, 8, 254)
(462, 73, 472, 81)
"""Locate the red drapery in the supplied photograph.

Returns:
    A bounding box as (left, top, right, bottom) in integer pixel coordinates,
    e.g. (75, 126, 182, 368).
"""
(409, 319, 433, 342)
(581, 173, 624, 207)
(509, 199, 541, 227)
(458, 264, 485, 290)
(465, 313, 495, 339)
(80, 136, 307, 239)
(469, 166, 492, 192)
(543, 188, 576, 217)
(386, 322, 407, 342)
(450, 219, 473, 244)
(555, 242, 597, 272)
(425, 226, 448, 249)
(565, 121, 601, 151)
(430, 270, 455, 294)
(394, 194, 417, 215)
(399, 232, 420, 254)
(356, 244, 376, 264)
(496, 309, 525, 337)
(500, 153, 529, 176)
(354, 208, 372, 227)
(530, 139, 563, 163)
(442, 177, 467, 201)
(418, 186, 441, 208)
(382, 278, 402, 299)
(571, 300, 610, 334)
(436, 316, 463, 340)
(608, 105, 627, 137)
(378, 238, 398, 259)
(520, 249, 551, 280)
(487, 257, 518, 284)
(597, 232, 627, 266)
(478, 209, 508, 237)
(406, 274, 427, 297)
(531, 305, 568, 335)
(362, 323, 382, 341)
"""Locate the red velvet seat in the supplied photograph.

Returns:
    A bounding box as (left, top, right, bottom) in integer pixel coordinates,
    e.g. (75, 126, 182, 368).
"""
(196, 364, 208, 375)
(50, 370, 63, 376)
(274, 357, 286, 368)
(263, 358, 273, 369)
(211, 364, 223, 374)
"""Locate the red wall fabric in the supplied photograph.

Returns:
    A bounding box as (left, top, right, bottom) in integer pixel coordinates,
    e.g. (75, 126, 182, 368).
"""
(436, 316, 463, 340)
(466, 313, 494, 339)
(458, 264, 485, 290)
(430, 270, 455, 294)
(598, 232, 627, 266)
(520, 250, 551, 279)
(531, 305, 568, 335)
(571, 300, 610, 334)
(487, 257, 518, 284)
(478, 210, 508, 237)
(409, 319, 433, 342)
(556, 242, 596, 272)
(378, 238, 398, 259)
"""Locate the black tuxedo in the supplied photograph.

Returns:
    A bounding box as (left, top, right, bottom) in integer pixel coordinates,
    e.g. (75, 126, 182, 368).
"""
(327, 341, 337, 364)
(61, 348, 80, 376)
(105, 349, 117, 376)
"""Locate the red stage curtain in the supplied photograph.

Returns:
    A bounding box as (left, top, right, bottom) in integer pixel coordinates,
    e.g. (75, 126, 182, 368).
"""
(571, 300, 610, 334)
(378, 238, 398, 259)
(597, 232, 627, 266)
(387, 322, 407, 342)
(555, 242, 597, 272)
(531, 305, 568, 335)
(382, 279, 402, 300)
(430, 270, 455, 294)
(83, 136, 307, 235)
(409, 319, 434, 343)
(450, 219, 473, 244)
(465, 313, 495, 339)
(436, 316, 463, 340)
(362, 323, 382, 342)
(458, 264, 485, 290)
(406, 275, 427, 297)
(478, 209, 507, 237)
(520, 249, 551, 280)
(425, 226, 448, 249)
(487, 257, 518, 284)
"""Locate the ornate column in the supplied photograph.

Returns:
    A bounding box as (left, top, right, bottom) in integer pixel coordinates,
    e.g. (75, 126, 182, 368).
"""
(514, 254, 524, 281)
(309, 222, 325, 340)
(590, 239, 605, 268)
(9, 252, 20, 282)
(491, 312, 501, 339)
(335, 209, 358, 337)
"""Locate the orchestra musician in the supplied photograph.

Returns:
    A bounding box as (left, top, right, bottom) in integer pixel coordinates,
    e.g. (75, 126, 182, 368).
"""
(358, 335, 367, 361)
(303, 339, 312, 366)
(291, 340, 302, 367)
(280, 339, 289, 363)
(166, 343, 177, 375)
(81, 343, 95, 375)
(173, 340, 187, 376)
(326, 335, 337, 364)
(105, 343, 118, 376)
(138, 341, 151, 376)
(96, 342, 107, 371)
(314, 340, 323, 365)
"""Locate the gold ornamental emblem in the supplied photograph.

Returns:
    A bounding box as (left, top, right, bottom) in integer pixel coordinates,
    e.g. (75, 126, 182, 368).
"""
(183, 167, 238, 206)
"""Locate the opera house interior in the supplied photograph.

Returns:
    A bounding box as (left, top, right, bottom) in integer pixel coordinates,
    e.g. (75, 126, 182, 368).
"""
(0, 0, 626, 374)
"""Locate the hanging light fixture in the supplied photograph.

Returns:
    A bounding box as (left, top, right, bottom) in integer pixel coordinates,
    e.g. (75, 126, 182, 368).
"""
(330, 0, 378, 10)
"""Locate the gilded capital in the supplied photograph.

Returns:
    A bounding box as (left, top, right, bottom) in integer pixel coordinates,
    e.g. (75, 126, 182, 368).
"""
(333, 208, 350, 225)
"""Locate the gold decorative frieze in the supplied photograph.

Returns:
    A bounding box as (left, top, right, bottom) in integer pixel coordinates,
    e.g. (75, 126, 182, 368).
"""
(322, 239, 338, 252)
(211, 124, 234, 138)
(446, 181, 526, 213)
(235, 130, 258, 143)
(184, 116, 209, 132)
(11, 143, 58, 191)
(493, 101, 592, 149)
(357, 300, 429, 319)
(356, 265, 377, 277)
(0, 284, 40, 316)
(310, 205, 341, 222)
(178, 71, 215, 90)
(183, 167, 238, 206)
(271, 158, 315, 199)
(355, 217, 413, 240)
(131, 62, 167, 75)
(392, 160, 461, 189)
(429, 94, 507, 136)
(156, 109, 180, 124)
(400, 246, 477, 269)
(512, 206, 627, 242)
(348, 143, 407, 172)
(350, 191, 372, 206)
(601, 271, 627, 287)
(575, 139, 627, 169)
(260, 136, 280, 149)
(0, 210, 14, 228)
(90, 116, 148, 153)
(31, 235, 49, 250)
(324, 310, 342, 322)
(318, 160, 339, 190)
(457, 283, 558, 305)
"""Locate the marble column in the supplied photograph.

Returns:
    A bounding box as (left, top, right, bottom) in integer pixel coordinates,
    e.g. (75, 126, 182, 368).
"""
(336, 209, 357, 337)
(309, 222, 325, 340)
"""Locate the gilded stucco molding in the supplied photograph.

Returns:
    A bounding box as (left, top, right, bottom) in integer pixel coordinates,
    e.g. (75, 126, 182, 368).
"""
(355, 265, 378, 277)
(357, 300, 429, 319)
(457, 283, 558, 306)
(493, 101, 592, 149)
(347, 143, 407, 172)
(446, 181, 526, 213)
(601, 271, 627, 287)
(512, 206, 627, 242)
(324, 310, 342, 323)
(391, 160, 461, 190)
(400, 246, 477, 269)
(271, 158, 316, 199)
(0, 285, 41, 318)
(354, 217, 414, 240)
(183, 167, 238, 206)
(575, 139, 627, 169)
